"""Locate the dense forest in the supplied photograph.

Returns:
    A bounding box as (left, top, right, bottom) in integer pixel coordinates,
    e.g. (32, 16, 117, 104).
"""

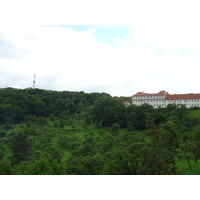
(0, 87, 200, 175)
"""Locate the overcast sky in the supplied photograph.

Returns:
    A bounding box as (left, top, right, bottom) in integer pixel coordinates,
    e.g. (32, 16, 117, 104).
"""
(1, 25, 200, 96)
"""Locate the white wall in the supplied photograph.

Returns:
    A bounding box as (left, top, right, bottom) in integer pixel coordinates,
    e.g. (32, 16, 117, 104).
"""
(132, 95, 200, 108)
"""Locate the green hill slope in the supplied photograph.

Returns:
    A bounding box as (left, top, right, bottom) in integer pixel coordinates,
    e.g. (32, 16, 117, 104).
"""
(189, 109, 200, 118)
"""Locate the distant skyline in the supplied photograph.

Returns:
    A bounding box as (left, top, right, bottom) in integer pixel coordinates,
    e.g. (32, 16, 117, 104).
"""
(1, 25, 200, 96)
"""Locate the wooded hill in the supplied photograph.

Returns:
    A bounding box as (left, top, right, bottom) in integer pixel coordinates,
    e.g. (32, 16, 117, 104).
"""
(0, 87, 200, 175)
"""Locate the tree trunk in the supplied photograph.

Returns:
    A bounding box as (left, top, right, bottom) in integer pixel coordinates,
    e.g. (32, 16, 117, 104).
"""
(186, 156, 193, 172)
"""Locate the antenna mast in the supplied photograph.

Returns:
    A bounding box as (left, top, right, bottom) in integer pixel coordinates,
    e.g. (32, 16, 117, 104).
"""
(33, 74, 36, 89)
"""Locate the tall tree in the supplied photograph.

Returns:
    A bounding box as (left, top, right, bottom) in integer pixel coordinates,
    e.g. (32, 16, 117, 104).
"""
(143, 113, 178, 174)
(9, 130, 32, 165)
(178, 139, 197, 172)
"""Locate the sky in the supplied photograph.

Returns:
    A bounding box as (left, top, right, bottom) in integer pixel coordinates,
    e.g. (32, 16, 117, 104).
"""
(1, 25, 200, 96)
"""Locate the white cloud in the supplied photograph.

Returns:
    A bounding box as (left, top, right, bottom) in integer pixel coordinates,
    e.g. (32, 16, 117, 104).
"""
(123, 26, 200, 54)
(0, 25, 200, 96)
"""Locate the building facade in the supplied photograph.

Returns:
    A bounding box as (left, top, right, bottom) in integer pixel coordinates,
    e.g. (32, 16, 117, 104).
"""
(132, 91, 200, 108)
(123, 101, 131, 107)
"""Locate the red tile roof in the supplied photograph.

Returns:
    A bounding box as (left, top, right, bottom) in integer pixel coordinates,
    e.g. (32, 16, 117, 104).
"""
(166, 93, 200, 100)
(133, 90, 166, 96)
(133, 91, 200, 100)
(124, 101, 130, 103)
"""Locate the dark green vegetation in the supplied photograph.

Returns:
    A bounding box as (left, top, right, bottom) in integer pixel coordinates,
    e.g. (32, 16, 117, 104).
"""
(0, 87, 200, 175)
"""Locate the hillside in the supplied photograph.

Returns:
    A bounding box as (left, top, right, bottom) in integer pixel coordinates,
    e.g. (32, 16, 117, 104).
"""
(189, 109, 200, 118)
(1, 87, 200, 175)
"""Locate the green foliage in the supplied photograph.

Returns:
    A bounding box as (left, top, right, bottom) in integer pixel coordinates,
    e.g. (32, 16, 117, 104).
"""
(0, 88, 109, 125)
(0, 161, 13, 175)
(79, 154, 105, 175)
(9, 130, 33, 165)
(189, 109, 200, 118)
(1, 87, 200, 174)
(0, 104, 23, 124)
(143, 114, 178, 174)
(126, 121, 134, 132)
(57, 136, 80, 150)
(0, 130, 6, 138)
(178, 139, 197, 171)
(104, 149, 138, 175)
(110, 123, 120, 135)
(92, 96, 126, 127)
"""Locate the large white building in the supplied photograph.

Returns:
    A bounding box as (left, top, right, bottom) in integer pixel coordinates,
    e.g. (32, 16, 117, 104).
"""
(132, 91, 200, 108)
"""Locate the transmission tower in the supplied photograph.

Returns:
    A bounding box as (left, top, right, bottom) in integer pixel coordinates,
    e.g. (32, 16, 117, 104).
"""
(33, 74, 36, 89)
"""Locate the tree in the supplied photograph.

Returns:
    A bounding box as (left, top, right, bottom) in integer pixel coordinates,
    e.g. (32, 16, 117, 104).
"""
(145, 113, 157, 143)
(158, 121, 178, 166)
(30, 159, 52, 175)
(176, 105, 189, 120)
(143, 114, 178, 174)
(104, 149, 138, 175)
(126, 121, 134, 132)
(126, 104, 138, 125)
(9, 130, 33, 165)
(0, 161, 13, 175)
(47, 147, 64, 163)
(193, 125, 200, 162)
(77, 102, 85, 113)
(79, 154, 105, 175)
(178, 140, 197, 172)
(0, 143, 5, 161)
(110, 123, 120, 135)
(92, 96, 126, 127)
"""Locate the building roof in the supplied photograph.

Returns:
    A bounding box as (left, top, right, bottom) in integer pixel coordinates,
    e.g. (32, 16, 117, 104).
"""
(132, 90, 200, 99)
(124, 101, 130, 103)
(133, 90, 166, 96)
(166, 93, 200, 100)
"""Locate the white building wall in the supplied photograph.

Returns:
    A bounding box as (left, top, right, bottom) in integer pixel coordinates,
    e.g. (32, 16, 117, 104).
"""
(132, 95, 200, 108)
(164, 99, 200, 108)
(132, 95, 166, 108)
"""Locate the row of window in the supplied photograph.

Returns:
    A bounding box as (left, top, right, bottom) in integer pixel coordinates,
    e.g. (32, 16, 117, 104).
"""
(133, 100, 164, 103)
(154, 104, 200, 107)
(133, 99, 200, 103)
(133, 102, 200, 107)
(133, 95, 164, 99)
(169, 99, 199, 102)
